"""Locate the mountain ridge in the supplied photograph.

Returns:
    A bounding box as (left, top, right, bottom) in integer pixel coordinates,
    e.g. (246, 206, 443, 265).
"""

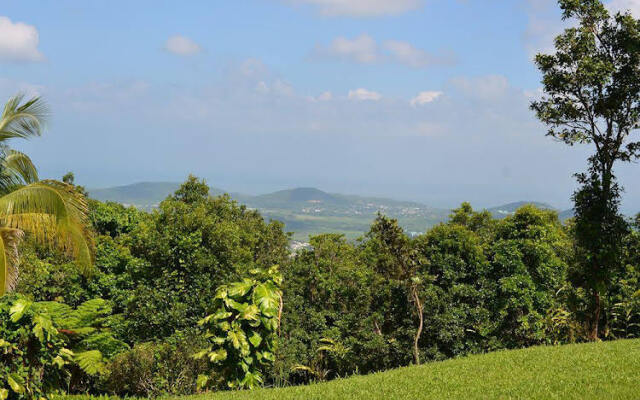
(87, 182, 573, 240)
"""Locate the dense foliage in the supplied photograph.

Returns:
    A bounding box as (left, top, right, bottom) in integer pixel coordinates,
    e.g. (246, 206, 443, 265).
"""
(8, 175, 639, 398)
(0, 295, 125, 399)
(195, 267, 282, 389)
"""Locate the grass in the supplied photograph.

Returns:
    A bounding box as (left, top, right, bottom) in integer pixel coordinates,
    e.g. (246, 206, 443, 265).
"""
(62, 339, 640, 400)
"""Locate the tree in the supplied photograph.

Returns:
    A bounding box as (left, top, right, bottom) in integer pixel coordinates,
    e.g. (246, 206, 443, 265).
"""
(124, 176, 289, 341)
(362, 214, 425, 365)
(0, 94, 93, 295)
(530, 0, 640, 339)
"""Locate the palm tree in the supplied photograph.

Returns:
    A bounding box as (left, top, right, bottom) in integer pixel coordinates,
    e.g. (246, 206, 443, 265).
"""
(0, 93, 92, 295)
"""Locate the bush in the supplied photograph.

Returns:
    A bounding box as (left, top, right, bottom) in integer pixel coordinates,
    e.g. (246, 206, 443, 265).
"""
(104, 333, 208, 398)
(195, 267, 283, 390)
(0, 295, 124, 399)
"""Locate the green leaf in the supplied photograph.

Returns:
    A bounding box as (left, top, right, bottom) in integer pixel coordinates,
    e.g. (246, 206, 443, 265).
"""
(0, 388, 8, 400)
(196, 374, 209, 390)
(239, 304, 259, 321)
(211, 336, 225, 345)
(225, 298, 249, 313)
(213, 310, 233, 320)
(253, 283, 279, 313)
(214, 286, 228, 300)
(9, 299, 32, 322)
(228, 279, 254, 298)
(74, 350, 105, 375)
(217, 321, 231, 332)
(7, 375, 24, 394)
(227, 329, 247, 350)
(32, 314, 56, 342)
(249, 331, 262, 347)
(208, 348, 227, 363)
(193, 350, 208, 360)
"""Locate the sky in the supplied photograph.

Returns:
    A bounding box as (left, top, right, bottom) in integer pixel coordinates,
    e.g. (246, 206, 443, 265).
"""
(1, 0, 640, 211)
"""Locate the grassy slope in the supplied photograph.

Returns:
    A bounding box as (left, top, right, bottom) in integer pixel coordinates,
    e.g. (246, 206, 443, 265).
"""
(67, 339, 640, 400)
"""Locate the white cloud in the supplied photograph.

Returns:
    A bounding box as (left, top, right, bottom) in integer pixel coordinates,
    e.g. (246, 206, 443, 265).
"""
(284, 0, 422, 17)
(0, 16, 44, 62)
(608, 0, 640, 16)
(348, 88, 382, 101)
(410, 91, 443, 106)
(164, 35, 201, 56)
(383, 40, 455, 68)
(315, 35, 455, 68)
(316, 34, 379, 63)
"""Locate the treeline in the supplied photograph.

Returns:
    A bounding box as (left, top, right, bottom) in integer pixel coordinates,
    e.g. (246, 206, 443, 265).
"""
(12, 176, 640, 397)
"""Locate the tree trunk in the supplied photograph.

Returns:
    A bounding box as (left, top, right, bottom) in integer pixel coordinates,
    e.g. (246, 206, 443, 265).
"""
(589, 290, 601, 341)
(411, 284, 423, 365)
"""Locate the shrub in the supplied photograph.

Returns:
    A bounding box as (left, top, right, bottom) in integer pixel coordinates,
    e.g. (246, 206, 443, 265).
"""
(104, 333, 208, 398)
(194, 267, 283, 389)
(0, 295, 125, 399)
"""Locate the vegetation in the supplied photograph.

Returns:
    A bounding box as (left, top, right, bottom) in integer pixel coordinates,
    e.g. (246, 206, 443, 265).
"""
(0, 94, 93, 296)
(532, 0, 640, 339)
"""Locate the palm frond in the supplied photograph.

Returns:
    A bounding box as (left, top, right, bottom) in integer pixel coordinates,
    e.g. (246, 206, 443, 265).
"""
(0, 94, 49, 142)
(0, 180, 94, 278)
(0, 149, 39, 192)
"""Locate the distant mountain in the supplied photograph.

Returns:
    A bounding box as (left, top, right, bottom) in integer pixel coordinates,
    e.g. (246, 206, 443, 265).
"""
(88, 182, 181, 207)
(249, 187, 347, 208)
(488, 201, 574, 221)
(88, 182, 227, 209)
(488, 201, 554, 217)
(87, 182, 574, 240)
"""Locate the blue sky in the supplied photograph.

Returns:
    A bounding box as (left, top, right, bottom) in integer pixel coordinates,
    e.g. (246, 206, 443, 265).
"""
(1, 0, 639, 211)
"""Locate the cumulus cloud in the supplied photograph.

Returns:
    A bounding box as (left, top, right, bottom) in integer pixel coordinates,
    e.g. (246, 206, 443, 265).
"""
(164, 35, 201, 56)
(0, 16, 44, 62)
(283, 0, 422, 17)
(314, 35, 455, 68)
(410, 91, 443, 106)
(383, 40, 455, 68)
(348, 88, 382, 101)
(317, 34, 379, 63)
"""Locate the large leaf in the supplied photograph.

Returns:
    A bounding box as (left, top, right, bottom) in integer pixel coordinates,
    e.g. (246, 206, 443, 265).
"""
(227, 329, 247, 350)
(227, 279, 254, 298)
(9, 298, 32, 322)
(239, 304, 259, 321)
(208, 348, 227, 363)
(225, 298, 249, 313)
(32, 314, 56, 342)
(74, 350, 105, 375)
(6, 375, 24, 394)
(253, 282, 280, 314)
(249, 331, 262, 347)
(0, 180, 94, 281)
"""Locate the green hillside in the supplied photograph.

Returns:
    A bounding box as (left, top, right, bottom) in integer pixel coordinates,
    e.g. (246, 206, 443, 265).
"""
(87, 183, 576, 240)
(62, 339, 640, 400)
(87, 183, 451, 239)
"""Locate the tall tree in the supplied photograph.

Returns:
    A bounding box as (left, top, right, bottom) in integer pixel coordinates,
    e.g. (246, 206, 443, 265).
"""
(530, 0, 640, 339)
(363, 214, 425, 365)
(0, 94, 93, 294)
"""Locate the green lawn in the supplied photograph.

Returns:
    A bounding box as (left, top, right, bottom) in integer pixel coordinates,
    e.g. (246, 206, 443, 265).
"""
(64, 339, 640, 400)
